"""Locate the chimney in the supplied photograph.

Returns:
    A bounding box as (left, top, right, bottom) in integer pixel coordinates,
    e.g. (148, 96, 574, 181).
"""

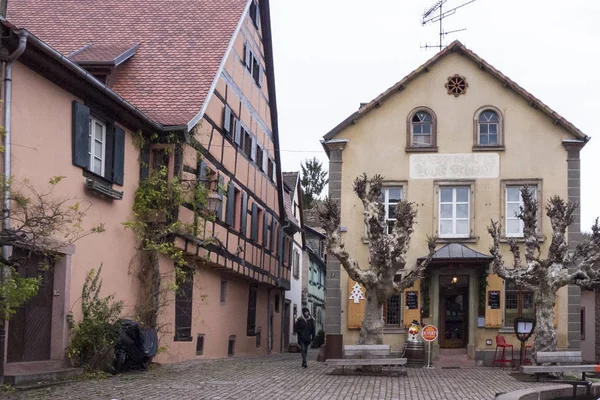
(0, 0, 7, 18)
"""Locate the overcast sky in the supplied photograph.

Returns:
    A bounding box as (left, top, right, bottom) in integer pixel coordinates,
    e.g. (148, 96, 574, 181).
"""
(270, 0, 600, 231)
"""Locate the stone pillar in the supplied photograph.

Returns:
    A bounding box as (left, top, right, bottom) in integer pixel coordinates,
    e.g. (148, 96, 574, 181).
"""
(564, 141, 584, 350)
(323, 139, 347, 335)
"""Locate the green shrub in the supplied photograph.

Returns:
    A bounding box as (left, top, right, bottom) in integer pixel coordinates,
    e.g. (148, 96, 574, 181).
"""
(67, 265, 123, 371)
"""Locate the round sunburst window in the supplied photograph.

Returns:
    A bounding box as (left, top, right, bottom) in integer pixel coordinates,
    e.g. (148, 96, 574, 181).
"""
(445, 74, 468, 97)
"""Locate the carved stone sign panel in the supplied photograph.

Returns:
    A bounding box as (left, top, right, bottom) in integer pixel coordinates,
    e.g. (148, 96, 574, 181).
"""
(409, 153, 499, 179)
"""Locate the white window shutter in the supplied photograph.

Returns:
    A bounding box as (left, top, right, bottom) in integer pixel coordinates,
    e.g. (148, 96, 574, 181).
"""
(223, 106, 232, 134)
(258, 66, 264, 88)
(234, 119, 242, 145)
(262, 149, 268, 171)
(245, 44, 251, 69)
(251, 137, 257, 161)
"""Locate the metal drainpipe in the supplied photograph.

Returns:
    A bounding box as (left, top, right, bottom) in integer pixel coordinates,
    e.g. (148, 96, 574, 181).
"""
(0, 30, 28, 380)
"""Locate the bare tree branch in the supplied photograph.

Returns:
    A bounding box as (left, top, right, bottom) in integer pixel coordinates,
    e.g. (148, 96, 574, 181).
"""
(318, 197, 377, 286)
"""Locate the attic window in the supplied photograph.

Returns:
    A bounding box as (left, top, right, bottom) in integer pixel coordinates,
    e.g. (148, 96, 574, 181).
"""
(445, 74, 468, 97)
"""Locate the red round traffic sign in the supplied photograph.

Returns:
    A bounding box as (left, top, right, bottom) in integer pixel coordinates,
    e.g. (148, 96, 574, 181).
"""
(421, 325, 438, 342)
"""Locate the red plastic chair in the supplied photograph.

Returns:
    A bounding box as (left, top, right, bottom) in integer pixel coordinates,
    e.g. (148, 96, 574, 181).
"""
(492, 336, 514, 369)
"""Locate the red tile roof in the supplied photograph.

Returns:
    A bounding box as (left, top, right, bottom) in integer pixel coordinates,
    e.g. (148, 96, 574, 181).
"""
(8, 0, 247, 126)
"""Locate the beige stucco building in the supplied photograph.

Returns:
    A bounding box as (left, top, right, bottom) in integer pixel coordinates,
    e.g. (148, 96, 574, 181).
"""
(322, 41, 589, 365)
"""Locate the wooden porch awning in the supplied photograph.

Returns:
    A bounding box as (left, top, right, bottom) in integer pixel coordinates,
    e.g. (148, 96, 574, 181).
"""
(417, 242, 493, 264)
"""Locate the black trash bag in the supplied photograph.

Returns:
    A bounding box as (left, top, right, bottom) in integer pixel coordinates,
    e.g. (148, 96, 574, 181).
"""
(113, 319, 158, 374)
(139, 326, 158, 358)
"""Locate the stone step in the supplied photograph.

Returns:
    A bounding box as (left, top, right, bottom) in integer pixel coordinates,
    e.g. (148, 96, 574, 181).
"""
(4, 361, 82, 387)
(438, 348, 467, 355)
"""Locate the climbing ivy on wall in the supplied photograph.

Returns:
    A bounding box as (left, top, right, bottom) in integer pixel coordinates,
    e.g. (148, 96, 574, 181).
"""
(123, 129, 212, 331)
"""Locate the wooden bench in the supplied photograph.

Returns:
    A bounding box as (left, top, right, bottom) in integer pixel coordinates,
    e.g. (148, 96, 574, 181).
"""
(325, 345, 407, 373)
(520, 351, 600, 399)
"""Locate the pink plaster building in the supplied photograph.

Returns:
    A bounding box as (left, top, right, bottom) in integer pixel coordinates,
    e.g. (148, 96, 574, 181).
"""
(2, 0, 288, 383)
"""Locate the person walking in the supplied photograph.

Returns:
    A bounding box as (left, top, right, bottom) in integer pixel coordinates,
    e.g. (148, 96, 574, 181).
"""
(294, 307, 315, 368)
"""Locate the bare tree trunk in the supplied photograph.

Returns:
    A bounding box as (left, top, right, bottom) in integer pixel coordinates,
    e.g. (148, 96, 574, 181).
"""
(358, 288, 384, 345)
(533, 290, 557, 357)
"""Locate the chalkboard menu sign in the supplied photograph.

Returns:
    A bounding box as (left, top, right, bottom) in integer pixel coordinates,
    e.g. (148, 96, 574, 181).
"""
(405, 291, 419, 310)
(488, 291, 501, 309)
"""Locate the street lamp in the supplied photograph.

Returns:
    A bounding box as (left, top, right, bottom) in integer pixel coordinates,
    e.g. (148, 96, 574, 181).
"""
(205, 192, 221, 213)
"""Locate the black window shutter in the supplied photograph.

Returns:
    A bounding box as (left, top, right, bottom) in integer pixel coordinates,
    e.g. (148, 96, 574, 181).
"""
(234, 120, 242, 145)
(199, 161, 207, 180)
(240, 192, 248, 236)
(216, 174, 225, 221)
(247, 285, 257, 336)
(270, 218, 276, 250)
(224, 106, 232, 134)
(72, 101, 90, 168)
(197, 161, 207, 210)
(104, 123, 115, 180)
(225, 182, 235, 226)
(112, 125, 125, 185)
(262, 212, 268, 245)
(251, 203, 258, 241)
(288, 240, 293, 265)
(277, 227, 283, 258)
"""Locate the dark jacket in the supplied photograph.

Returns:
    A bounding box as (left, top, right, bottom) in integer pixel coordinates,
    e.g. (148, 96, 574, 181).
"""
(294, 316, 315, 344)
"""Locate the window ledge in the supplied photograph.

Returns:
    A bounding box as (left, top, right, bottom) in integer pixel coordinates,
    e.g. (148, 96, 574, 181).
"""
(405, 146, 438, 153)
(383, 328, 407, 334)
(173, 336, 194, 342)
(85, 178, 123, 200)
(472, 145, 505, 152)
(499, 236, 545, 243)
(436, 237, 478, 244)
(498, 327, 514, 334)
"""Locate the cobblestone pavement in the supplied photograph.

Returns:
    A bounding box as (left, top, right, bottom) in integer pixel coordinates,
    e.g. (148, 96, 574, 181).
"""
(6, 351, 556, 400)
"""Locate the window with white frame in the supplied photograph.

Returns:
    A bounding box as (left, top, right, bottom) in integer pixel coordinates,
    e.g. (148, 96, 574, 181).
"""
(381, 187, 402, 233)
(478, 110, 499, 145)
(88, 117, 106, 176)
(505, 185, 537, 237)
(439, 187, 470, 238)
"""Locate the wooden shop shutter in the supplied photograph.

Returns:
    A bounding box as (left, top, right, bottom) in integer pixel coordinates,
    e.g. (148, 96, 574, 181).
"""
(485, 274, 503, 328)
(347, 278, 366, 329)
(403, 280, 421, 327)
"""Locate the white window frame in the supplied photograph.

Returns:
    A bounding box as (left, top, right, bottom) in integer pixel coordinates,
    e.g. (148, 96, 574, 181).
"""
(505, 184, 538, 238)
(439, 186, 470, 238)
(478, 110, 500, 146)
(88, 117, 106, 176)
(382, 187, 403, 233)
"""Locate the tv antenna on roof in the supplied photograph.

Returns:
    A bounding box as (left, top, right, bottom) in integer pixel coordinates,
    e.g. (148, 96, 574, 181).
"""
(420, 0, 476, 51)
